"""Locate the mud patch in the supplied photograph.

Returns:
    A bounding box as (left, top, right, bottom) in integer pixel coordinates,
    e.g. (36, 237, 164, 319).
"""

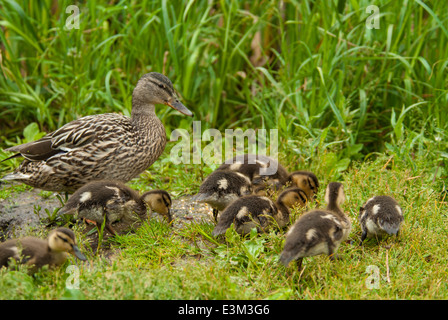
(0, 185, 63, 241)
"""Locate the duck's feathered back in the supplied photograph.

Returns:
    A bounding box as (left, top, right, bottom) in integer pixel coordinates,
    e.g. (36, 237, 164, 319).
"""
(3, 113, 165, 192)
(2, 73, 191, 193)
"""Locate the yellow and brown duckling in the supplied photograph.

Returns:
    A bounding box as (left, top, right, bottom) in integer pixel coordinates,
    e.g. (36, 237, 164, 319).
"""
(359, 195, 404, 245)
(0, 227, 86, 272)
(216, 154, 290, 191)
(2, 72, 193, 193)
(286, 171, 320, 201)
(58, 180, 172, 236)
(279, 182, 351, 271)
(194, 170, 253, 221)
(212, 187, 308, 237)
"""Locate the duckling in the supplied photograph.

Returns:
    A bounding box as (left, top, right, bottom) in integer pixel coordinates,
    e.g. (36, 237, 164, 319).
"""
(279, 182, 351, 271)
(58, 180, 172, 236)
(216, 154, 290, 189)
(0, 227, 87, 272)
(2, 72, 193, 193)
(358, 195, 404, 245)
(286, 171, 320, 201)
(212, 187, 308, 236)
(194, 170, 252, 221)
(253, 179, 284, 197)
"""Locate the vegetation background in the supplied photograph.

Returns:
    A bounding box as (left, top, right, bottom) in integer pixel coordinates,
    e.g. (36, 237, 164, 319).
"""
(0, 0, 447, 300)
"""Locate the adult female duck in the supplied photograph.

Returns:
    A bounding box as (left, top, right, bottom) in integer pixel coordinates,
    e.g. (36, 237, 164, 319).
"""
(2, 72, 193, 193)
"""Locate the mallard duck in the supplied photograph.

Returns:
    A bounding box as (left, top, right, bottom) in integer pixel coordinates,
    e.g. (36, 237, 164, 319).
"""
(212, 187, 308, 236)
(279, 182, 351, 271)
(194, 170, 253, 221)
(58, 180, 172, 236)
(216, 153, 290, 189)
(286, 171, 320, 201)
(359, 195, 404, 245)
(0, 227, 86, 272)
(2, 73, 193, 193)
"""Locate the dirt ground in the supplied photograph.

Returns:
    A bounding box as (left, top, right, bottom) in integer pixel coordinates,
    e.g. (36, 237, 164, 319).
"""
(0, 181, 214, 254)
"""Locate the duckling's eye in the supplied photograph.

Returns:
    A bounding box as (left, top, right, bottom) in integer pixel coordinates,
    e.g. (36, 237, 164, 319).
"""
(58, 235, 69, 243)
(158, 84, 165, 89)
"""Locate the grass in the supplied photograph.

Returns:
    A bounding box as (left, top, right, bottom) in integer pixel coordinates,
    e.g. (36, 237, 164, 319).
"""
(1, 150, 447, 300)
(0, 0, 447, 300)
(0, 0, 447, 157)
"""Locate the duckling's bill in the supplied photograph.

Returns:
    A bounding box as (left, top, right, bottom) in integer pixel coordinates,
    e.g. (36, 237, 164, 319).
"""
(72, 245, 87, 261)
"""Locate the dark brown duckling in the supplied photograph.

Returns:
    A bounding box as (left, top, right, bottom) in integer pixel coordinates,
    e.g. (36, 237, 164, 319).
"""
(359, 195, 404, 245)
(279, 182, 351, 271)
(194, 170, 252, 221)
(59, 180, 172, 236)
(216, 154, 290, 189)
(212, 187, 308, 236)
(0, 227, 86, 272)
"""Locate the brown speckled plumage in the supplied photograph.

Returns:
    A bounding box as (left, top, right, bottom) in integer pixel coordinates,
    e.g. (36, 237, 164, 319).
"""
(2, 73, 192, 193)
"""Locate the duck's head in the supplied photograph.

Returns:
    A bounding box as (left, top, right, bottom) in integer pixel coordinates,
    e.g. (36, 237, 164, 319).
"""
(133, 72, 193, 117)
(324, 182, 345, 207)
(48, 228, 87, 261)
(287, 171, 319, 201)
(141, 190, 173, 223)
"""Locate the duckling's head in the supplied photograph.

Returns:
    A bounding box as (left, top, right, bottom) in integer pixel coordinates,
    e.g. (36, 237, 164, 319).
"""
(287, 171, 319, 201)
(324, 182, 345, 208)
(48, 228, 87, 261)
(141, 190, 173, 223)
(133, 72, 193, 116)
(277, 187, 308, 208)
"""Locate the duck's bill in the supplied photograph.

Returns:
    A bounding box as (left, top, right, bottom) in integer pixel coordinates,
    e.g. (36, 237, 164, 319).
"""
(167, 100, 193, 117)
(72, 245, 87, 261)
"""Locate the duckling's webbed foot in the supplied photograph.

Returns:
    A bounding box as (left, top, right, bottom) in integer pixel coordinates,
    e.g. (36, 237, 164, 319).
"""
(359, 230, 367, 245)
(213, 208, 219, 222)
(296, 258, 303, 271)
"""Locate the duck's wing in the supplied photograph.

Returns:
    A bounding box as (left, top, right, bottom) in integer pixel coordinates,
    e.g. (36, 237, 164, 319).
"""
(4, 115, 99, 162)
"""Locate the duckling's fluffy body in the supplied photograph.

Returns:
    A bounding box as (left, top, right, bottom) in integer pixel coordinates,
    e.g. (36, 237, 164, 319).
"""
(2, 73, 192, 193)
(359, 195, 404, 244)
(212, 187, 308, 236)
(212, 195, 276, 236)
(280, 182, 351, 269)
(59, 180, 172, 235)
(216, 154, 289, 188)
(195, 170, 252, 220)
(0, 227, 86, 271)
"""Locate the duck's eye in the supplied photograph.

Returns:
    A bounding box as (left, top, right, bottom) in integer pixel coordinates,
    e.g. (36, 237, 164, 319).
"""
(158, 84, 165, 89)
(58, 235, 69, 243)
